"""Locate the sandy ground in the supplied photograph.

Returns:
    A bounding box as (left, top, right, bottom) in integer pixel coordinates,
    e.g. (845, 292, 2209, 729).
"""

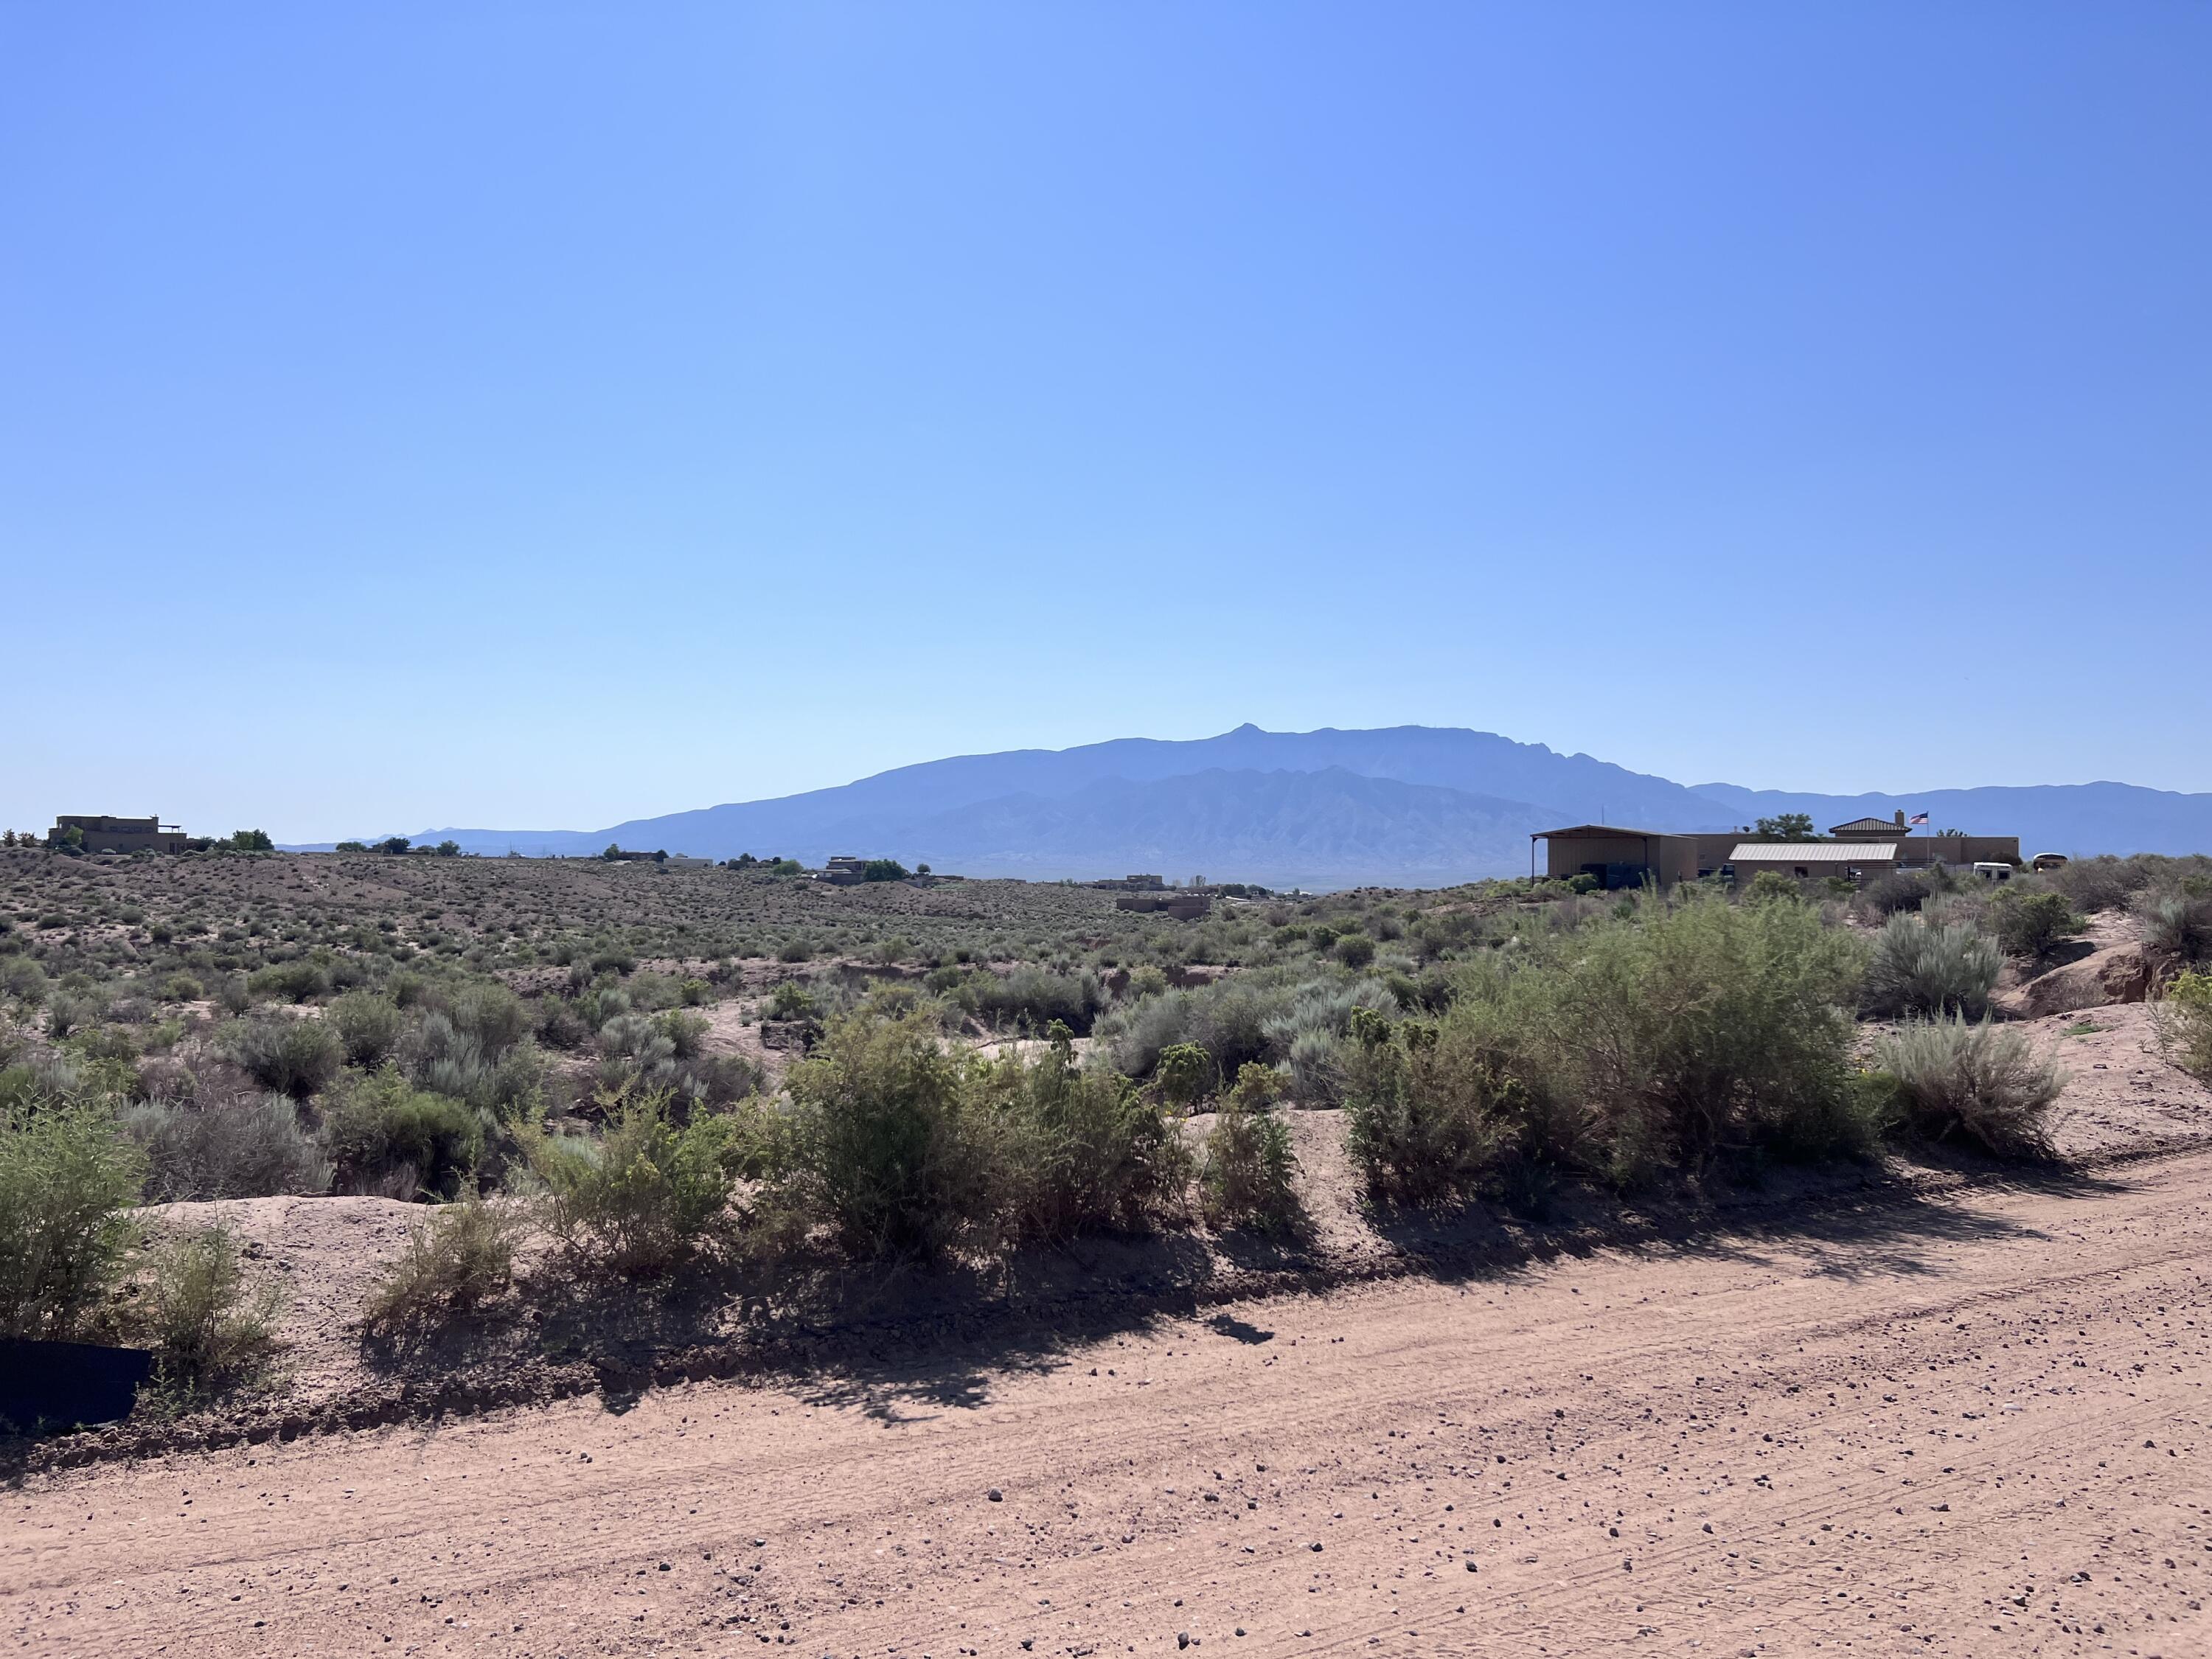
(10, 1141, 2212, 1658)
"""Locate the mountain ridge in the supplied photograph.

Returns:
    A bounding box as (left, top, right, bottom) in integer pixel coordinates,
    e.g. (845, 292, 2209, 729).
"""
(292, 724, 2212, 886)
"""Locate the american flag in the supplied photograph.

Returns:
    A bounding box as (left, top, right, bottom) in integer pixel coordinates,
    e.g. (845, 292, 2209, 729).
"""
(1907, 812, 1930, 827)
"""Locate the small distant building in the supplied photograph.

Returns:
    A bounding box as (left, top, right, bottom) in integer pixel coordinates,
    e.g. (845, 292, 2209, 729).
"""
(1091, 874, 1167, 891)
(819, 855, 869, 886)
(1115, 892, 1214, 919)
(50, 815, 187, 854)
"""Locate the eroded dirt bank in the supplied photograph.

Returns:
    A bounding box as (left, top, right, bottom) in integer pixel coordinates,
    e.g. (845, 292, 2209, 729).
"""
(10, 1147, 2212, 1658)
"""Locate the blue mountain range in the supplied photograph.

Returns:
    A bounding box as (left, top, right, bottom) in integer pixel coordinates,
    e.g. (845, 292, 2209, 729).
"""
(296, 724, 2212, 888)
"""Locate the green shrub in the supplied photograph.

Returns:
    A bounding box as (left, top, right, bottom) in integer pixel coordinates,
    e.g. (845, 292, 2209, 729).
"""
(971, 1028, 1188, 1243)
(964, 966, 1105, 1034)
(361, 1199, 522, 1329)
(2135, 891, 2212, 965)
(450, 982, 529, 1054)
(1332, 933, 1377, 970)
(656, 1009, 709, 1061)
(248, 959, 330, 1003)
(222, 1012, 344, 1098)
(0, 1102, 146, 1339)
(2157, 971, 2212, 1081)
(1200, 1064, 1298, 1232)
(522, 1094, 757, 1276)
(1859, 872, 1930, 917)
(139, 1223, 283, 1394)
(1990, 890, 2080, 960)
(1155, 1042, 1213, 1110)
(1342, 1017, 1514, 1205)
(321, 1066, 484, 1199)
(411, 1012, 544, 1119)
(785, 1009, 986, 1261)
(46, 990, 107, 1040)
(2048, 854, 2155, 913)
(1406, 891, 1875, 1190)
(765, 981, 819, 1020)
(329, 990, 406, 1067)
(1877, 1015, 2064, 1158)
(1099, 976, 1298, 1081)
(1, 956, 50, 1006)
(1863, 914, 2002, 1019)
(121, 1096, 330, 1200)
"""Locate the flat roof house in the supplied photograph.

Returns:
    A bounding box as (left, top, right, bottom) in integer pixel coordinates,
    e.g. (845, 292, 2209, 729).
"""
(49, 815, 187, 854)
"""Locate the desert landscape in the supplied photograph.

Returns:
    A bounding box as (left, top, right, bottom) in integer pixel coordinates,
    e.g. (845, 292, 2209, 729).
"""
(7, 843, 2212, 1657)
(10, 8, 2211, 1655)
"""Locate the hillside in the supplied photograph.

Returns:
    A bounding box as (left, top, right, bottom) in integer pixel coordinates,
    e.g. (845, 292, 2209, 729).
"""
(300, 723, 2212, 885)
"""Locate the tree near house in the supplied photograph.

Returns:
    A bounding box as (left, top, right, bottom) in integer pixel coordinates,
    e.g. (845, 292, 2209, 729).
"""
(1754, 813, 1818, 841)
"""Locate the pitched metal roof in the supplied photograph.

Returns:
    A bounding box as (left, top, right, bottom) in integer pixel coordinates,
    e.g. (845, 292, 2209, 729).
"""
(1829, 816, 1902, 835)
(1729, 841, 1896, 863)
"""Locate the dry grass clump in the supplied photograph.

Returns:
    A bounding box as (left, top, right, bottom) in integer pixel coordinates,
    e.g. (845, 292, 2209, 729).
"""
(120, 1096, 330, 1201)
(1875, 1015, 2064, 1158)
(137, 1222, 285, 1396)
(362, 1198, 523, 1330)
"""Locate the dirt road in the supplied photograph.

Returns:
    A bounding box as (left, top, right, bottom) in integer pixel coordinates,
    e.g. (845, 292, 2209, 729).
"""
(10, 1151, 2212, 1659)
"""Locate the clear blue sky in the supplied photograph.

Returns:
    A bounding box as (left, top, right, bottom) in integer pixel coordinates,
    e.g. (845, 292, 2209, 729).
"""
(4, 4, 2206, 842)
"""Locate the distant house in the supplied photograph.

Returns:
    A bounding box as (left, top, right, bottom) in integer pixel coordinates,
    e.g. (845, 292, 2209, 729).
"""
(1531, 815, 2023, 890)
(1091, 874, 1167, 891)
(1114, 892, 1214, 919)
(49, 815, 187, 854)
(819, 856, 869, 886)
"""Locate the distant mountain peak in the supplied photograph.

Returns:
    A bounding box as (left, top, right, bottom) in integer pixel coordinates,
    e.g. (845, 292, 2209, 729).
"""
(294, 724, 2212, 883)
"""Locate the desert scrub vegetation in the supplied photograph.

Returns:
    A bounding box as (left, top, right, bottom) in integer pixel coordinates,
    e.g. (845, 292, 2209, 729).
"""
(2157, 971, 2212, 1081)
(2135, 888, 2212, 967)
(321, 1066, 486, 1198)
(121, 1095, 331, 1201)
(521, 1093, 766, 1277)
(1875, 1015, 2064, 1158)
(222, 1010, 344, 1098)
(1343, 889, 1875, 1197)
(1863, 913, 2002, 1019)
(970, 1025, 1189, 1245)
(1989, 888, 2081, 961)
(135, 1222, 285, 1397)
(0, 1099, 146, 1338)
(782, 1009, 998, 1262)
(1199, 1063, 1299, 1231)
(363, 1197, 524, 1330)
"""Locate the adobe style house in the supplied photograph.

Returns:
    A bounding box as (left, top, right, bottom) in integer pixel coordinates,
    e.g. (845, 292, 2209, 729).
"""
(1532, 812, 2021, 891)
(49, 814, 187, 853)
